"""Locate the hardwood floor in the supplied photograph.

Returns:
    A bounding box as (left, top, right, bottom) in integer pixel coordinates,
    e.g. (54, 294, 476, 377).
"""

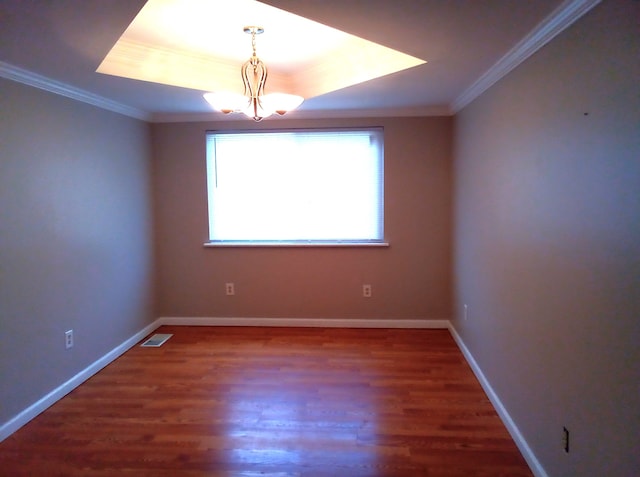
(0, 327, 533, 476)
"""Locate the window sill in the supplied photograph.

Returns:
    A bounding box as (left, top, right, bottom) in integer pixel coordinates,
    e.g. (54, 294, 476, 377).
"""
(203, 241, 390, 248)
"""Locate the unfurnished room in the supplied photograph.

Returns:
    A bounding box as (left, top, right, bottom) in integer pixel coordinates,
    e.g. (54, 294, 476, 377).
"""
(0, 1, 638, 476)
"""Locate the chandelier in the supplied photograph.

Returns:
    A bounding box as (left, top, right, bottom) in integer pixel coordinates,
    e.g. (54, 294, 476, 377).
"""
(204, 26, 304, 121)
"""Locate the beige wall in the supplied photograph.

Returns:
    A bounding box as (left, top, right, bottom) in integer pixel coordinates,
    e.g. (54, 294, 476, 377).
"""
(453, 1, 639, 475)
(152, 117, 453, 320)
(0, 79, 155, 424)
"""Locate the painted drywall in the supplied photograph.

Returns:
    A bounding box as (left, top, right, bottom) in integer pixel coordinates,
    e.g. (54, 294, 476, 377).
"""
(452, 1, 639, 476)
(152, 117, 452, 321)
(0, 79, 155, 425)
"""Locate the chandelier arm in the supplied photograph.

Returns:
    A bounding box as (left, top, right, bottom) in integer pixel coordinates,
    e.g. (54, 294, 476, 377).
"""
(241, 59, 253, 99)
(257, 60, 268, 97)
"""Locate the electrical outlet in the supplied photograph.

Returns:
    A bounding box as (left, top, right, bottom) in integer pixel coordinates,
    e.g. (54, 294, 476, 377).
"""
(65, 330, 73, 349)
(225, 282, 235, 296)
(562, 427, 570, 453)
(362, 284, 372, 298)
(464, 304, 468, 321)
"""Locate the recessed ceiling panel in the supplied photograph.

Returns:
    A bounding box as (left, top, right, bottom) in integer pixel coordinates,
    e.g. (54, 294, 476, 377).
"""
(96, 0, 426, 100)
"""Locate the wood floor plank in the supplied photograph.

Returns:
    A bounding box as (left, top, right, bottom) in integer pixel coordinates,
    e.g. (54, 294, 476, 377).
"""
(0, 327, 533, 476)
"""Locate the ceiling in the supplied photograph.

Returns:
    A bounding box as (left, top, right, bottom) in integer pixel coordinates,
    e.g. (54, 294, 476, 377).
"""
(97, 0, 427, 104)
(0, 0, 590, 122)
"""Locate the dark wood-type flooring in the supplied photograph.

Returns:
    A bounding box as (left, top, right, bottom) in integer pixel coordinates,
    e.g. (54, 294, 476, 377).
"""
(0, 326, 533, 476)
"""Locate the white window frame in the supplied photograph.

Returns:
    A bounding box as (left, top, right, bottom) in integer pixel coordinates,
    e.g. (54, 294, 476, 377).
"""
(204, 128, 386, 247)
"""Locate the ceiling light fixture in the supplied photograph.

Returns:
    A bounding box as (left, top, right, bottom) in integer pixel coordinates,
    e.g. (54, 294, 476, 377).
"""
(204, 26, 304, 121)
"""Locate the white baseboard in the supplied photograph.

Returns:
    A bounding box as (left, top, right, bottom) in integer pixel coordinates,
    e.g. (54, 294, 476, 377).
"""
(0, 318, 162, 442)
(158, 316, 451, 329)
(447, 323, 548, 477)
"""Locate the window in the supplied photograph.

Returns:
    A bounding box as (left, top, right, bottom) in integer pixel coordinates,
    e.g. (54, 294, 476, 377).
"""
(205, 128, 384, 246)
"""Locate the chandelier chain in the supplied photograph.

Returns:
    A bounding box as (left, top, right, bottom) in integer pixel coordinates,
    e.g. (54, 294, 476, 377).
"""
(251, 29, 257, 58)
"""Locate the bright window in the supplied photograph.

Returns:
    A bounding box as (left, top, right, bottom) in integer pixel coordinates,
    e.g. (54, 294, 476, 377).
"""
(205, 128, 384, 245)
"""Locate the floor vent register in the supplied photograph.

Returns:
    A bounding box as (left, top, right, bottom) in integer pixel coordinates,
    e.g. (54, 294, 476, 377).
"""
(140, 333, 173, 347)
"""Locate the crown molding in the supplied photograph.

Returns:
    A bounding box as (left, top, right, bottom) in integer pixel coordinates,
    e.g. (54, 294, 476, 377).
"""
(0, 61, 149, 121)
(451, 0, 602, 113)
